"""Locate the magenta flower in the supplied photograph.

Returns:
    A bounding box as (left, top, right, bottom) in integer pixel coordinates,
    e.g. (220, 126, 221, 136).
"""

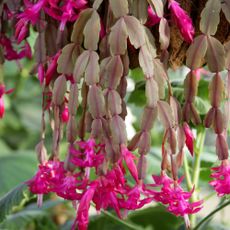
(56, 174, 82, 200)
(147, 173, 203, 228)
(146, 6, 161, 27)
(0, 84, 14, 119)
(183, 122, 194, 156)
(121, 145, 139, 183)
(73, 182, 98, 230)
(61, 105, 69, 123)
(71, 138, 104, 168)
(210, 161, 230, 196)
(15, 0, 47, 43)
(0, 35, 32, 60)
(168, 0, 194, 43)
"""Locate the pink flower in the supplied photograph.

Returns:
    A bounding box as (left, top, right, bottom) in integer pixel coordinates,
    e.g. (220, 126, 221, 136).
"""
(61, 105, 69, 123)
(147, 173, 202, 228)
(15, 0, 47, 43)
(73, 182, 98, 230)
(146, 6, 161, 27)
(183, 122, 194, 156)
(71, 138, 104, 168)
(45, 51, 61, 85)
(168, 0, 194, 43)
(56, 174, 82, 200)
(0, 84, 14, 119)
(38, 64, 45, 85)
(121, 145, 139, 183)
(210, 161, 230, 196)
(0, 35, 32, 60)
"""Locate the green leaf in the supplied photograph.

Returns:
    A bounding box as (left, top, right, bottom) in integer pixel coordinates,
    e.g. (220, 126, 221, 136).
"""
(0, 183, 30, 222)
(0, 152, 37, 197)
(128, 81, 146, 106)
(129, 68, 144, 82)
(194, 96, 210, 115)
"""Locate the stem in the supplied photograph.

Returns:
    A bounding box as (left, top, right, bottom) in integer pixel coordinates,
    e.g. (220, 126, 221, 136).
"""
(183, 153, 193, 191)
(91, 203, 144, 230)
(190, 128, 206, 227)
(193, 200, 230, 230)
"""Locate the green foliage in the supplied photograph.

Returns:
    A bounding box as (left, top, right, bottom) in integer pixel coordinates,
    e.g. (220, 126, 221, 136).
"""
(0, 184, 30, 222)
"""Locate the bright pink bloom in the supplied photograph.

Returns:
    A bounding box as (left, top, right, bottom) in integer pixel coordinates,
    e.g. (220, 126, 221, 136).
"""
(45, 51, 61, 85)
(121, 145, 139, 183)
(56, 174, 82, 200)
(38, 64, 45, 85)
(61, 105, 69, 123)
(147, 173, 202, 228)
(0, 84, 14, 119)
(15, 0, 47, 43)
(168, 0, 194, 43)
(146, 6, 161, 27)
(183, 122, 194, 156)
(0, 35, 32, 60)
(210, 161, 230, 196)
(73, 182, 98, 230)
(71, 138, 104, 168)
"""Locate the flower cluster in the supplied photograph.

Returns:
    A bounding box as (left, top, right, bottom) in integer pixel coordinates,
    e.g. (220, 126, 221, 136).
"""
(146, 173, 202, 228)
(210, 161, 230, 196)
(28, 138, 203, 230)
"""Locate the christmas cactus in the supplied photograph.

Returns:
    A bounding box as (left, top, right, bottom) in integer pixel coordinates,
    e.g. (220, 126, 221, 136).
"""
(1, 0, 230, 229)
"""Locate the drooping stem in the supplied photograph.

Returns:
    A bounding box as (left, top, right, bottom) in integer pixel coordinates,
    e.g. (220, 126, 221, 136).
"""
(193, 200, 230, 230)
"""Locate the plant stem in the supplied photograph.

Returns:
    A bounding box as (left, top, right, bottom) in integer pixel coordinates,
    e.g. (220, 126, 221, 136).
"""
(91, 203, 144, 230)
(190, 128, 206, 228)
(183, 153, 193, 191)
(193, 200, 230, 230)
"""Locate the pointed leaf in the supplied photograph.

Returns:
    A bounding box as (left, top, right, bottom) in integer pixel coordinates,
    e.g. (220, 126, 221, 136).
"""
(124, 15, 145, 49)
(83, 10, 101, 51)
(159, 18, 170, 50)
(71, 9, 93, 43)
(109, 18, 128, 55)
(222, 0, 230, 23)
(109, 0, 129, 18)
(157, 101, 174, 129)
(130, 0, 148, 24)
(206, 36, 226, 72)
(186, 35, 208, 69)
(200, 0, 221, 35)
(73, 50, 90, 82)
(85, 51, 100, 85)
(145, 78, 159, 107)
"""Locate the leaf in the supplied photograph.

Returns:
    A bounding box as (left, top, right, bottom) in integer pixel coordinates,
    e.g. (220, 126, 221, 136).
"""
(159, 18, 170, 50)
(57, 43, 79, 75)
(83, 10, 101, 51)
(109, 18, 128, 55)
(73, 50, 90, 82)
(93, 0, 103, 10)
(144, 27, 157, 59)
(130, 0, 148, 24)
(148, 0, 164, 17)
(88, 86, 106, 118)
(71, 9, 93, 43)
(128, 81, 146, 106)
(225, 40, 230, 69)
(200, 0, 221, 35)
(186, 35, 208, 69)
(157, 101, 174, 129)
(34, 31, 46, 63)
(206, 36, 225, 72)
(85, 51, 100, 85)
(222, 0, 230, 23)
(139, 44, 154, 77)
(0, 152, 37, 197)
(124, 15, 145, 49)
(107, 90, 122, 116)
(52, 76, 67, 105)
(109, 0, 129, 18)
(0, 183, 30, 222)
(110, 115, 127, 144)
(105, 56, 123, 89)
(145, 77, 159, 107)
(194, 96, 210, 115)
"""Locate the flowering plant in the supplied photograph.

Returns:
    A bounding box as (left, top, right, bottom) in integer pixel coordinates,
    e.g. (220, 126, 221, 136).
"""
(1, 0, 230, 230)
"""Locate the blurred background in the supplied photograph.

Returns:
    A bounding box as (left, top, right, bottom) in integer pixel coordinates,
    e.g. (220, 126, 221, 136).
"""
(0, 54, 230, 230)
